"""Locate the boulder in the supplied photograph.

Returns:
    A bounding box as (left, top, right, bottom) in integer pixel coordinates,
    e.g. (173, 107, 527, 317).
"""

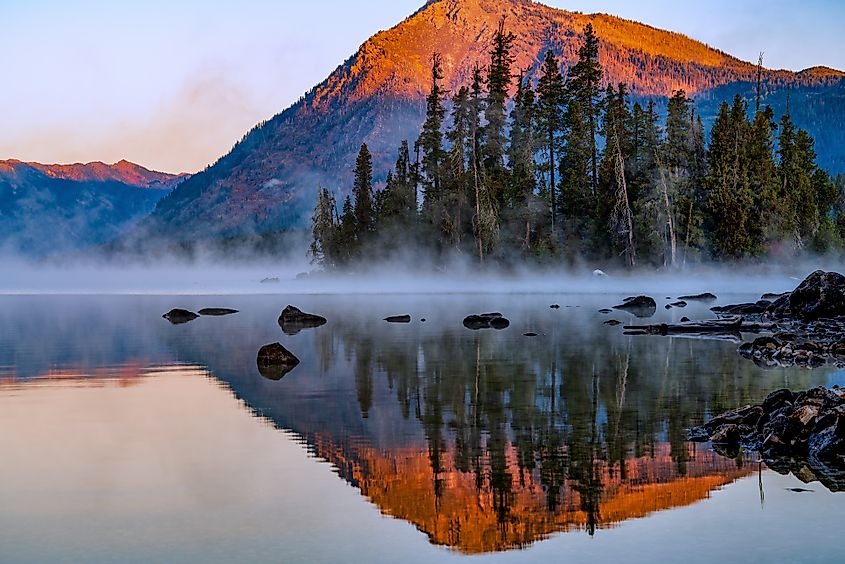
(278, 305, 327, 335)
(612, 296, 657, 318)
(384, 315, 412, 323)
(198, 308, 239, 316)
(163, 309, 199, 325)
(257, 343, 300, 381)
(788, 270, 845, 320)
(463, 313, 510, 331)
(677, 292, 718, 302)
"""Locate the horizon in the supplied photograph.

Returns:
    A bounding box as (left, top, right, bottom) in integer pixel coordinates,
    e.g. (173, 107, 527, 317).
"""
(1, 0, 844, 174)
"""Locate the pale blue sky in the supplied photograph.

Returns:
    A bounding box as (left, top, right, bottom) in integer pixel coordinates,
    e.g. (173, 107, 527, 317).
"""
(1, 0, 842, 173)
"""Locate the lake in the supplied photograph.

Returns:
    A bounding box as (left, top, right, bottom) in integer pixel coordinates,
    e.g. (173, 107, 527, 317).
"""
(1, 292, 843, 563)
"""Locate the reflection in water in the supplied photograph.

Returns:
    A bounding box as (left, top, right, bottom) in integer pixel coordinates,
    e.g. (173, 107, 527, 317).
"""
(0, 294, 842, 558)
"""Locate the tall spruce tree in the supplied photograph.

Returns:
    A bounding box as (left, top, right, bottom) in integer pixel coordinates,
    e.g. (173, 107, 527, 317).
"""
(704, 97, 753, 259)
(536, 51, 566, 234)
(419, 53, 448, 211)
(352, 143, 375, 247)
(507, 73, 538, 249)
(310, 187, 338, 267)
(566, 24, 603, 196)
(483, 17, 516, 202)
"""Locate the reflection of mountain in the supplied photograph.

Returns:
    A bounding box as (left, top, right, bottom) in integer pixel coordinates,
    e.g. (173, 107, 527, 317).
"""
(317, 436, 748, 553)
(0, 296, 834, 553)
(153, 298, 827, 553)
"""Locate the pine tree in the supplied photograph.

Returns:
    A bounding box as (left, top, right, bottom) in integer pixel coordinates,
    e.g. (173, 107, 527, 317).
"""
(419, 53, 448, 211)
(310, 187, 338, 267)
(483, 17, 516, 201)
(507, 72, 538, 249)
(352, 143, 375, 248)
(745, 105, 779, 254)
(469, 64, 497, 263)
(536, 51, 566, 234)
(443, 86, 473, 249)
(704, 97, 753, 259)
(566, 24, 603, 196)
(597, 84, 635, 266)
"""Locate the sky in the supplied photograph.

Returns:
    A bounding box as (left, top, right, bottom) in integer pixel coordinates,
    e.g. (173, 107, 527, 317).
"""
(1, 0, 843, 174)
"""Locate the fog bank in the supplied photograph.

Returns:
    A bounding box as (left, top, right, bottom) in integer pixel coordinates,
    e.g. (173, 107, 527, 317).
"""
(1, 253, 838, 296)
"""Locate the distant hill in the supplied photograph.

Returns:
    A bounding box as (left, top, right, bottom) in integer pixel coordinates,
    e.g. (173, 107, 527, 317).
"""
(0, 160, 186, 256)
(130, 0, 845, 241)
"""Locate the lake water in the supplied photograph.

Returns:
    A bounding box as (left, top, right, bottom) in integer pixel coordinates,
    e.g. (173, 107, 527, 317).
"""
(1, 293, 843, 563)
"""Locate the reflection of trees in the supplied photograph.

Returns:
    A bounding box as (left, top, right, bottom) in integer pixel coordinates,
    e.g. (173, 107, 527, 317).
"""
(312, 315, 831, 541)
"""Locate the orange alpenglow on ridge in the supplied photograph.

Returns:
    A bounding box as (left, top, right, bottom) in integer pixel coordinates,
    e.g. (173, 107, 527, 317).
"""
(311, 433, 751, 554)
(310, 0, 841, 109)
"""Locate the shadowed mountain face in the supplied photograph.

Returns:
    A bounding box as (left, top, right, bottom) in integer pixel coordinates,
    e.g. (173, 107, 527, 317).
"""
(0, 160, 186, 256)
(144, 0, 845, 241)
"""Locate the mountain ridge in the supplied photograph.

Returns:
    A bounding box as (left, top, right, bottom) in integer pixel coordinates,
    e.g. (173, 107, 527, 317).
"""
(0, 159, 187, 189)
(134, 0, 845, 240)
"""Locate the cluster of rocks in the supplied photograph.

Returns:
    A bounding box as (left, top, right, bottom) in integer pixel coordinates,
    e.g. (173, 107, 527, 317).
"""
(688, 387, 845, 475)
(615, 270, 845, 370)
(163, 308, 239, 325)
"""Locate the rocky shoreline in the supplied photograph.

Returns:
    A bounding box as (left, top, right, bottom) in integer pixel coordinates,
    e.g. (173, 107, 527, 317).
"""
(624, 270, 845, 370)
(688, 386, 845, 491)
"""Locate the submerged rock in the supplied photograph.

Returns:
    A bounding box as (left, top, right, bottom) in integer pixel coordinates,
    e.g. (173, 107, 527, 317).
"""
(612, 296, 657, 318)
(257, 343, 300, 381)
(384, 315, 412, 324)
(463, 313, 510, 331)
(677, 292, 718, 302)
(278, 305, 327, 335)
(163, 309, 199, 325)
(604, 320, 622, 326)
(198, 308, 239, 316)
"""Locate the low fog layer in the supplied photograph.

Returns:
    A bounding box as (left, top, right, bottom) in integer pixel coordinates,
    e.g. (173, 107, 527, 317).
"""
(0, 253, 837, 296)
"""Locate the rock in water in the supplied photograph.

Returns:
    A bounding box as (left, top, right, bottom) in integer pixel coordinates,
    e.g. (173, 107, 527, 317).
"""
(198, 308, 239, 316)
(463, 313, 510, 331)
(677, 292, 718, 302)
(257, 343, 300, 381)
(612, 296, 657, 318)
(788, 270, 845, 320)
(278, 305, 327, 335)
(384, 315, 412, 323)
(163, 309, 199, 325)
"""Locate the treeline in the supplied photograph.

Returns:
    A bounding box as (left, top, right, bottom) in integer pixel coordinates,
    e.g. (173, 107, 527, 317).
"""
(311, 20, 843, 269)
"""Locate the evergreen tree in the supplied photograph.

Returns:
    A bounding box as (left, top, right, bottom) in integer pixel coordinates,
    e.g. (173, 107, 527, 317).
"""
(745, 105, 779, 254)
(310, 187, 338, 267)
(704, 97, 753, 259)
(483, 17, 516, 202)
(597, 84, 636, 266)
(352, 143, 375, 246)
(507, 73, 538, 250)
(536, 51, 566, 234)
(566, 23, 603, 196)
(419, 53, 448, 211)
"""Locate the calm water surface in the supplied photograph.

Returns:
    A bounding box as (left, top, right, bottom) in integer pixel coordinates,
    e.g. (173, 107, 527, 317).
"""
(0, 293, 843, 563)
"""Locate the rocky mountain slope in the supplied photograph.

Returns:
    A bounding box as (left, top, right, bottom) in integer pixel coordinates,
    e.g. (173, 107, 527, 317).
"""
(141, 0, 845, 240)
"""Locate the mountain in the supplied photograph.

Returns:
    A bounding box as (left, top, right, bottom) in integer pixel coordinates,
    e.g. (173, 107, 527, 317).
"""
(145, 0, 845, 241)
(0, 160, 186, 256)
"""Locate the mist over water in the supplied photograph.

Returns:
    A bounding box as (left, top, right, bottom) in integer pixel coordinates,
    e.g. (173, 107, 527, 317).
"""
(0, 249, 839, 296)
